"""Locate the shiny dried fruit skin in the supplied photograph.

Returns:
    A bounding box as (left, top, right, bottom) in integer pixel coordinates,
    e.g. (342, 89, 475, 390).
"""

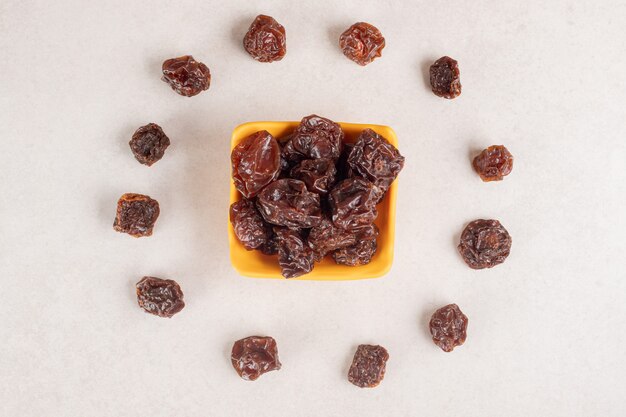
(243, 15, 287, 63)
(161, 55, 211, 97)
(256, 179, 322, 228)
(348, 129, 405, 196)
(347, 345, 389, 388)
(129, 123, 170, 166)
(275, 227, 314, 278)
(232, 130, 281, 199)
(429, 304, 468, 352)
(230, 199, 271, 250)
(329, 177, 378, 230)
(333, 224, 379, 266)
(430, 56, 461, 99)
(113, 193, 160, 237)
(308, 218, 358, 261)
(339, 22, 385, 66)
(291, 115, 344, 160)
(336, 143, 355, 181)
(231, 336, 282, 381)
(458, 219, 512, 269)
(290, 158, 337, 194)
(136, 276, 185, 318)
(258, 229, 279, 255)
(473, 145, 514, 182)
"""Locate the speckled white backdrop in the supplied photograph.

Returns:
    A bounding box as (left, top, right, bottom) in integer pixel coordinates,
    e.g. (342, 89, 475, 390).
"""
(1, 0, 625, 416)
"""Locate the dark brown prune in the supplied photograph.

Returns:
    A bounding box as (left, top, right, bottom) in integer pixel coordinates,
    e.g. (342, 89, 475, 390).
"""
(290, 158, 337, 195)
(348, 129, 405, 197)
(129, 123, 170, 166)
(280, 136, 304, 170)
(275, 227, 314, 278)
(256, 179, 322, 228)
(347, 344, 389, 388)
(258, 229, 279, 255)
(307, 218, 357, 261)
(231, 336, 282, 381)
(243, 15, 287, 63)
(329, 178, 378, 230)
(429, 304, 468, 352)
(232, 130, 281, 199)
(429, 56, 461, 99)
(291, 115, 344, 160)
(230, 199, 271, 250)
(339, 22, 386, 66)
(336, 143, 354, 181)
(161, 55, 211, 97)
(113, 193, 160, 237)
(333, 224, 379, 266)
(458, 219, 512, 269)
(136, 276, 185, 318)
(473, 145, 514, 182)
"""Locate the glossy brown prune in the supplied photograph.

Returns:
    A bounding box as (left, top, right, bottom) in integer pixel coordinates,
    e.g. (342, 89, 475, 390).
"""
(347, 344, 389, 388)
(256, 179, 322, 229)
(329, 177, 378, 230)
(429, 56, 461, 99)
(339, 22, 385, 66)
(429, 304, 468, 352)
(333, 224, 379, 266)
(458, 219, 512, 269)
(473, 145, 514, 182)
(258, 229, 279, 255)
(230, 199, 271, 250)
(161, 55, 211, 97)
(307, 218, 357, 261)
(231, 336, 282, 381)
(290, 158, 337, 195)
(243, 15, 287, 63)
(113, 193, 160, 237)
(348, 129, 404, 197)
(232, 130, 281, 199)
(136, 276, 185, 318)
(129, 123, 170, 167)
(291, 115, 344, 160)
(274, 228, 314, 278)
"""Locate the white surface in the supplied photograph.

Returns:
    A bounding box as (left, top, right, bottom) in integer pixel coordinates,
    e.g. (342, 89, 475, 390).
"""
(1, 1, 625, 416)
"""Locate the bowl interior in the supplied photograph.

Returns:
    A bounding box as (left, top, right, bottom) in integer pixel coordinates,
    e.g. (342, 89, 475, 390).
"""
(228, 121, 398, 281)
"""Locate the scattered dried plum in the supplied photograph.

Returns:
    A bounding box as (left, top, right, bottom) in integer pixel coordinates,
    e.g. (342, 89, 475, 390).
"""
(429, 304, 468, 352)
(458, 219, 512, 269)
(429, 56, 461, 99)
(161, 55, 211, 97)
(129, 123, 170, 166)
(308, 218, 357, 261)
(329, 177, 378, 230)
(256, 179, 322, 228)
(113, 193, 160, 237)
(275, 228, 314, 278)
(243, 15, 287, 63)
(290, 158, 337, 194)
(230, 199, 271, 250)
(347, 344, 389, 388)
(339, 22, 386, 66)
(231, 336, 282, 381)
(333, 224, 379, 266)
(231, 130, 281, 199)
(473, 145, 514, 182)
(136, 276, 185, 318)
(291, 115, 344, 160)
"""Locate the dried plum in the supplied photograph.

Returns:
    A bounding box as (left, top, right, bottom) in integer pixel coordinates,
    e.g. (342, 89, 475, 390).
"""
(232, 130, 281, 199)
(458, 219, 512, 269)
(231, 336, 282, 381)
(230, 199, 271, 250)
(243, 15, 286, 63)
(329, 177, 378, 230)
(333, 224, 379, 266)
(347, 344, 389, 388)
(473, 145, 514, 182)
(129, 123, 170, 166)
(429, 56, 461, 99)
(113, 193, 160, 238)
(136, 276, 185, 318)
(429, 304, 468, 352)
(339, 22, 385, 66)
(161, 55, 211, 97)
(275, 228, 314, 278)
(291, 115, 344, 160)
(256, 179, 322, 228)
(290, 158, 337, 195)
(308, 218, 357, 261)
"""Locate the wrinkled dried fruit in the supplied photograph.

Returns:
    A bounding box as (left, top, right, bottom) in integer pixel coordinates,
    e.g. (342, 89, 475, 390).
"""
(473, 145, 514, 182)
(258, 229, 279, 255)
(339, 22, 385, 66)
(243, 15, 287, 63)
(113, 193, 160, 237)
(129, 123, 170, 166)
(308, 218, 357, 261)
(458, 219, 512, 269)
(336, 143, 354, 181)
(275, 227, 314, 278)
(161, 55, 211, 97)
(230, 199, 271, 250)
(429, 304, 468, 352)
(333, 224, 379, 266)
(257, 179, 322, 228)
(348, 129, 404, 196)
(347, 344, 389, 388)
(231, 336, 282, 381)
(136, 276, 185, 318)
(329, 177, 378, 230)
(232, 130, 281, 199)
(291, 115, 344, 160)
(290, 158, 337, 194)
(430, 56, 461, 99)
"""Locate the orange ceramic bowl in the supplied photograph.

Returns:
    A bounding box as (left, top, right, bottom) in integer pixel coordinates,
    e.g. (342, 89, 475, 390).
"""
(228, 121, 399, 281)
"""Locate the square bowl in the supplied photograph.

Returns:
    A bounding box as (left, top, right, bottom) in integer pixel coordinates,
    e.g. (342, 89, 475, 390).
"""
(228, 121, 399, 281)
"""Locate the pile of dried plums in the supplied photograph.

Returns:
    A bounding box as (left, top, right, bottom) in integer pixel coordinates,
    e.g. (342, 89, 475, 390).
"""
(229, 115, 405, 278)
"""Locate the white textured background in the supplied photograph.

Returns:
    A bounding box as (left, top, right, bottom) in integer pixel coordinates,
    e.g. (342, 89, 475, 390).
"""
(1, 1, 625, 416)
